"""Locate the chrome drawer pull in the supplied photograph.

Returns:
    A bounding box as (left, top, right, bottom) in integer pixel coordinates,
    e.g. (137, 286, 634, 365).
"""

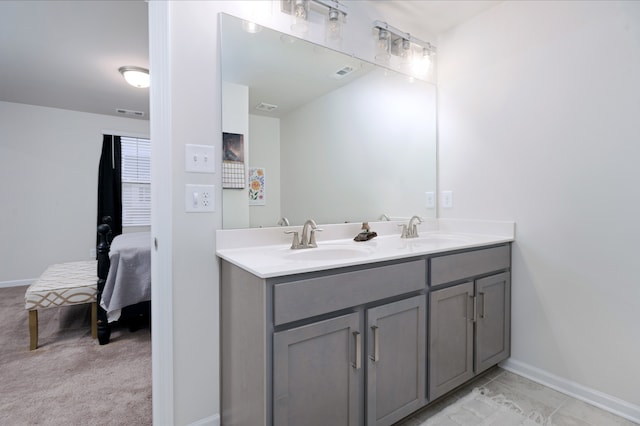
(353, 331, 361, 370)
(370, 325, 380, 362)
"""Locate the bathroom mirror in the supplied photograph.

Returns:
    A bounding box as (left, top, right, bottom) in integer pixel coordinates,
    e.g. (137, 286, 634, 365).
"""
(220, 13, 437, 228)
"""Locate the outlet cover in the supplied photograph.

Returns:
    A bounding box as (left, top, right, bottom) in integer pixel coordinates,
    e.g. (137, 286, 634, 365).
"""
(441, 191, 453, 208)
(185, 144, 215, 174)
(185, 184, 215, 212)
(425, 191, 435, 209)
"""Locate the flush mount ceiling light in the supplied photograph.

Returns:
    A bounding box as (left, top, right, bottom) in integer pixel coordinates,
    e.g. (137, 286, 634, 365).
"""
(372, 21, 436, 79)
(118, 66, 150, 88)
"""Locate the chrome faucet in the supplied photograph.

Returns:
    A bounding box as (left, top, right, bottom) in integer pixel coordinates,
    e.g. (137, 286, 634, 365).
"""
(301, 219, 321, 248)
(400, 215, 423, 239)
(285, 219, 323, 249)
(277, 217, 290, 226)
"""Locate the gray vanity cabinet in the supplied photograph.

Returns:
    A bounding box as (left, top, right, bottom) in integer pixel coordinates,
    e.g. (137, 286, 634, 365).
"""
(428, 245, 511, 400)
(366, 296, 426, 426)
(273, 295, 426, 426)
(221, 258, 426, 426)
(222, 243, 512, 425)
(273, 313, 362, 426)
(475, 272, 511, 374)
(428, 281, 475, 400)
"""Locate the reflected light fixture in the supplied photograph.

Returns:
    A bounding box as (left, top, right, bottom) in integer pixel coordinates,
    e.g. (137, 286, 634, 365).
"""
(118, 66, 150, 88)
(242, 20, 262, 34)
(372, 21, 436, 79)
(291, 0, 310, 34)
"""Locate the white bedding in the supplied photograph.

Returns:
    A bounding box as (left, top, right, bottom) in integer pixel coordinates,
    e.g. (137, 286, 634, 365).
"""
(99, 231, 151, 322)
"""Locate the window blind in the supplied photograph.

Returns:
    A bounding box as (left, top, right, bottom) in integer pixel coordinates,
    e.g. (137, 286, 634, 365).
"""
(121, 136, 151, 227)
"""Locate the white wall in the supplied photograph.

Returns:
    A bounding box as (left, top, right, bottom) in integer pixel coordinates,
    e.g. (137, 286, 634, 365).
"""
(438, 0, 640, 415)
(249, 114, 281, 228)
(221, 86, 282, 229)
(0, 101, 149, 283)
(221, 82, 250, 229)
(281, 68, 437, 225)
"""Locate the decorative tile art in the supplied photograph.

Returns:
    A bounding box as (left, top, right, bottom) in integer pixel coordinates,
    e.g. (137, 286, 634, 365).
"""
(248, 167, 266, 205)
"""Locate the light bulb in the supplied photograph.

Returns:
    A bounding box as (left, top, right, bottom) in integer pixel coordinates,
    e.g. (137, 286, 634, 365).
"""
(291, 0, 309, 34)
(399, 38, 411, 59)
(410, 46, 431, 79)
(326, 8, 342, 42)
(375, 29, 390, 64)
(397, 38, 413, 73)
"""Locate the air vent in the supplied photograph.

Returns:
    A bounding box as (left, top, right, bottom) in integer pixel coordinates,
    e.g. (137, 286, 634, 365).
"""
(330, 66, 354, 79)
(116, 108, 145, 117)
(255, 102, 278, 112)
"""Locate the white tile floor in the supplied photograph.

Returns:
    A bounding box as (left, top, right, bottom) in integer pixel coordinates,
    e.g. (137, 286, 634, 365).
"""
(395, 367, 638, 426)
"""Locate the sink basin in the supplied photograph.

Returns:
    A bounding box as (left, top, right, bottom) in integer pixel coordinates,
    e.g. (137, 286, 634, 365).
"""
(283, 245, 374, 262)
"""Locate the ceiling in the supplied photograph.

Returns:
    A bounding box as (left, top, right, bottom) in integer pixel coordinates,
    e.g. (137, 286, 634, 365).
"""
(0, 1, 499, 121)
(0, 1, 149, 120)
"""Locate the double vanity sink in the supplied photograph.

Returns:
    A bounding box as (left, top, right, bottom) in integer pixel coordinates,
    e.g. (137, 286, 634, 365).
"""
(216, 219, 512, 278)
(279, 233, 473, 261)
(217, 219, 515, 426)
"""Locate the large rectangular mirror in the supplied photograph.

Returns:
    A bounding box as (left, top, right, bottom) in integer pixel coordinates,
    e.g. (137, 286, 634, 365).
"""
(220, 13, 437, 228)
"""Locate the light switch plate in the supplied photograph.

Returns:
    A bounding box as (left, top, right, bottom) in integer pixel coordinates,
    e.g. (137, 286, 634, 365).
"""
(185, 144, 215, 173)
(185, 184, 215, 212)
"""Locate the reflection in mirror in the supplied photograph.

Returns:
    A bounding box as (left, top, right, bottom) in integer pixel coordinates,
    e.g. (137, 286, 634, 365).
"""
(220, 13, 437, 229)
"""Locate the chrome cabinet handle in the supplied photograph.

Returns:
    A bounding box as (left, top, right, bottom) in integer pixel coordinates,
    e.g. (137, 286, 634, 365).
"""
(473, 295, 478, 323)
(353, 331, 361, 370)
(479, 292, 486, 319)
(467, 295, 475, 322)
(370, 325, 380, 362)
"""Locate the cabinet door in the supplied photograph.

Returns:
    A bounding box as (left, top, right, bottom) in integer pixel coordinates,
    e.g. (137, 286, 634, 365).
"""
(273, 313, 362, 426)
(366, 296, 426, 426)
(428, 282, 475, 400)
(475, 272, 511, 374)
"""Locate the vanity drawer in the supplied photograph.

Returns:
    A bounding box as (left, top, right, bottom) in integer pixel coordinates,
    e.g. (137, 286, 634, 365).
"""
(273, 260, 425, 326)
(430, 245, 510, 287)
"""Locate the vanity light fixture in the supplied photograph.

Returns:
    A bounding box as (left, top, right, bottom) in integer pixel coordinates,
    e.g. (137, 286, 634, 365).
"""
(118, 66, 150, 88)
(281, 0, 347, 38)
(284, 0, 310, 34)
(372, 21, 436, 79)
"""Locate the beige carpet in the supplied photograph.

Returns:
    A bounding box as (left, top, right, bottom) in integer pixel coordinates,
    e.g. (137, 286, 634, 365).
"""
(422, 387, 549, 426)
(0, 285, 151, 425)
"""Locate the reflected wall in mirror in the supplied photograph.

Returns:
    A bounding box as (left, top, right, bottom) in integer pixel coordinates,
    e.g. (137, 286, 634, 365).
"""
(220, 13, 437, 229)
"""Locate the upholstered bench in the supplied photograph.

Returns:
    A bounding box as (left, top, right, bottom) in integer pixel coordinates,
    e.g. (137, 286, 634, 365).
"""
(25, 260, 98, 350)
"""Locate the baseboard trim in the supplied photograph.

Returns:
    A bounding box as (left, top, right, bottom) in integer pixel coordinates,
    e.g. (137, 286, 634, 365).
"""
(187, 413, 219, 426)
(500, 358, 640, 424)
(0, 279, 33, 289)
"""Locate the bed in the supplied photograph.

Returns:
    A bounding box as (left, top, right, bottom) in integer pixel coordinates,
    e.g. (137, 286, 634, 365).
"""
(96, 221, 151, 344)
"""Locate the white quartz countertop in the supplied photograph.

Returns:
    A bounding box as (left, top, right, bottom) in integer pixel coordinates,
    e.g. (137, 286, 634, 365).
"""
(216, 219, 515, 279)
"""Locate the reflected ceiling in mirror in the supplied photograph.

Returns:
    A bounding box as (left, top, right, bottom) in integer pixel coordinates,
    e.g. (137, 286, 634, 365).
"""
(220, 13, 437, 229)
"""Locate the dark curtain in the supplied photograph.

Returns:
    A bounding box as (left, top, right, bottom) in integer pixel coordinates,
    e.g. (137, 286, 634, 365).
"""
(97, 134, 122, 238)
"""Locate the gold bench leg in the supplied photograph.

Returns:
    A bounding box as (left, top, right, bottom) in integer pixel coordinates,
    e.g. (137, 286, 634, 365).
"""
(29, 310, 38, 350)
(91, 302, 98, 339)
